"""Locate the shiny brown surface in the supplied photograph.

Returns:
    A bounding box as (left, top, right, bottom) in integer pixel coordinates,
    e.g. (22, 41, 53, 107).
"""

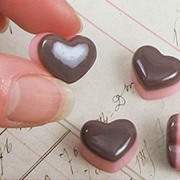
(38, 34, 97, 83)
(132, 46, 180, 90)
(167, 114, 177, 168)
(80, 120, 137, 162)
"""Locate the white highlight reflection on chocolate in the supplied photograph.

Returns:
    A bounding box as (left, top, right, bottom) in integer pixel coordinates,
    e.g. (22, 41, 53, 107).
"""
(52, 42, 89, 68)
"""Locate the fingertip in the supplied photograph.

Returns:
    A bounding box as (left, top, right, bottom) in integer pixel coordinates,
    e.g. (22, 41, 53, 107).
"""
(0, 0, 82, 36)
(0, 13, 9, 33)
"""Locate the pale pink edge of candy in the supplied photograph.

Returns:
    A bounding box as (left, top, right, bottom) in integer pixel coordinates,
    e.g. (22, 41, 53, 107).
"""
(175, 113, 180, 169)
(131, 69, 180, 100)
(79, 140, 137, 173)
(29, 33, 52, 63)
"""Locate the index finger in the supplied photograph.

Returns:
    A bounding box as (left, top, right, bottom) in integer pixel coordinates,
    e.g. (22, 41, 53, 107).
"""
(0, 0, 82, 37)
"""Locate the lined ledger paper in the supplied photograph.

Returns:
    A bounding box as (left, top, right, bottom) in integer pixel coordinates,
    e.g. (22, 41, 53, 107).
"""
(1, 0, 180, 179)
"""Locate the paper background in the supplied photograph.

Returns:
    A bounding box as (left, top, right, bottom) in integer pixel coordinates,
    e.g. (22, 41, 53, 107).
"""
(1, 0, 180, 179)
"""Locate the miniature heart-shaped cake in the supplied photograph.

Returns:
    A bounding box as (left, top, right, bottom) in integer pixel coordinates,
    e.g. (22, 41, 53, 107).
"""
(132, 46, 180, 100)
(30, 34, 97, 83)
(79, 119, 137, 173)
(167, 113, 180, 170)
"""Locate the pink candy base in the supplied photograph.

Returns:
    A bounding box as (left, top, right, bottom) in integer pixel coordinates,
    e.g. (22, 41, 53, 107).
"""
(29, 33, 51, 65)
(131, 70, 180, 100)
(79, 140, 137, 173)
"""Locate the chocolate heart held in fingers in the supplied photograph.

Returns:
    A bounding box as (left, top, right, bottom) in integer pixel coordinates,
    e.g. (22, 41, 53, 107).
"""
(80, 119, 137, 173)
(38, 34, 97, 83)
(132, 46, 180, 100)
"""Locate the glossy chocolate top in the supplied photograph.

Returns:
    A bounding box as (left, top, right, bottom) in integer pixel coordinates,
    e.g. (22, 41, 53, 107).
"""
(167, 114, 178, 168)
(132, 46, 180, 90)
(81, 120, 137, 162)
(38, 34, 97, 83)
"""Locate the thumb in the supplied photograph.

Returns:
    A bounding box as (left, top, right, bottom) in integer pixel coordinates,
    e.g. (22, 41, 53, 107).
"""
(0, 53, 74, 128)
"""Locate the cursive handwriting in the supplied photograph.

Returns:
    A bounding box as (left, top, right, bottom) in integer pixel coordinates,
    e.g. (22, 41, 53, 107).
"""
(124, 82, 134, 92)
(59, 147, 100, 178)
(84, 169, 91, 180)
(73, 148, 79, 157)
(0, 138, 13, 179)
(60, 148, 74, 175)
(173, 17, 180, 47)
(45, 175, 51, 180)
(112, 94, 126, 112)
(134, 140, 156, 179)
(3, 138, 12, 154)
(95, 168, 100, 175)
(97, 83, 134, 121)
(112, 83, 134, 112)
(98, 112, 110, 123)
(155, 119, 165, 148)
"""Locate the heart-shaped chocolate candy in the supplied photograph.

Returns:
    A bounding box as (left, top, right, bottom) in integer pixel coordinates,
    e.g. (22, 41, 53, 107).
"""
(132, 46, 180, 90)
(38, 34, 97, 83)
(80, 119, 137, 162)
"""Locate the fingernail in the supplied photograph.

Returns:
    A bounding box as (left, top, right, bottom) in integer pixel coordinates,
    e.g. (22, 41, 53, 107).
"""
(0, 18, 9, 33)
(7, 76, 74, 124)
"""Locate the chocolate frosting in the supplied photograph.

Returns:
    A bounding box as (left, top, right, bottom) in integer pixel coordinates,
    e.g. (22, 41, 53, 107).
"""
(81, 120, 137, 162)
(167, 114, 177, 168)
(132, 46, 180, 90)
(38, 34, 97, 83)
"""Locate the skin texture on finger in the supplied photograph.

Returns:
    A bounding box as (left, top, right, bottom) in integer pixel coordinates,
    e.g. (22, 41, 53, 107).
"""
(0, 53, 74, 128)
(0, 0, 82, 37)
(0, 13, 8, 33)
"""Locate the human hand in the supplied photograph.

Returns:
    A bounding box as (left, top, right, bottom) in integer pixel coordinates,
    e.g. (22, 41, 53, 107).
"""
(0, 0, 82, 128)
